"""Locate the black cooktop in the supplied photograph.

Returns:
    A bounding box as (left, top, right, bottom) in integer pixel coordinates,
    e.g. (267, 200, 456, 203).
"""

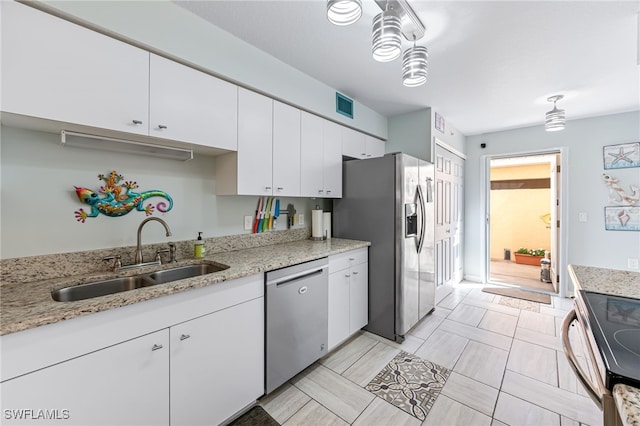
(581, 290, 640, 389)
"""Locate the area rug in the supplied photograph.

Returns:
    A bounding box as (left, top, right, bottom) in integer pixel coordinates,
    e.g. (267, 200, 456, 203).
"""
(365, 351, 451, 421)
(482, 286, 551, 305)
(228, 406, 279, 426)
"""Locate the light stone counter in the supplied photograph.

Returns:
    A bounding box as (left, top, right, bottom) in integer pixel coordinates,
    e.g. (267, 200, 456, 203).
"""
(569, 264, 640, 426)
(0, 236, 369, 336)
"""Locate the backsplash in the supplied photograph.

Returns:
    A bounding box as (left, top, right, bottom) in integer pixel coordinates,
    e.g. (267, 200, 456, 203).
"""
(1, 228, 311, 284)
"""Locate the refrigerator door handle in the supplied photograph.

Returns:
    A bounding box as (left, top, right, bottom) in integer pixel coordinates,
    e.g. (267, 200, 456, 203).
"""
(425, 177, 434, 203)
(417, 184, 427, 254)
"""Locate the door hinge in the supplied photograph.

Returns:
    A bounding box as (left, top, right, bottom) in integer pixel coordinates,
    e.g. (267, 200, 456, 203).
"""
(557, 220, 560, 228)
(556, 165, 560, 173)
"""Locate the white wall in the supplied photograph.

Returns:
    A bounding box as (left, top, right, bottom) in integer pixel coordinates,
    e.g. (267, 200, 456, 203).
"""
(465, 111, 640, 285)
(37, 0, 387, 140)
(0, 125, 328, 259)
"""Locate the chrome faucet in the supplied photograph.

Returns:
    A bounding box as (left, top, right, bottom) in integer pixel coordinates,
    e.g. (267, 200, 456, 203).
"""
(134, 217, 172, 264)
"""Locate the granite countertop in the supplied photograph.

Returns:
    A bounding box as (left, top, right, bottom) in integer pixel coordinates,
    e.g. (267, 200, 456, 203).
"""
(569, 264, 640, 426)
(0, 238, 369, 336)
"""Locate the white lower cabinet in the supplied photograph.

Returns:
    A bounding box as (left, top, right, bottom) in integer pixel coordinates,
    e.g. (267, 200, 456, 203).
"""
(170, 297, 264, 426)
(1, 330, 170, 426)
(328, 248, 369, 350)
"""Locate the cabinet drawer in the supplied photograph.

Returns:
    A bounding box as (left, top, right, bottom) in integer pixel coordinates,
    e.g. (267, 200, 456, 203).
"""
(329, 248, 368, 273)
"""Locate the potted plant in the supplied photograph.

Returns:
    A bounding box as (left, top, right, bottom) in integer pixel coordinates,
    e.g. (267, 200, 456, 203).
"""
(514, 248, 546, 266)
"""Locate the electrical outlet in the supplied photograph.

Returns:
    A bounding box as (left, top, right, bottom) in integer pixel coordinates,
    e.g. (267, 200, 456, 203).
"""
(628, 258, 639, 269)
(298, 214, 305, 226)
(243, 215, 252, 231)
(578, 212, 587, 222)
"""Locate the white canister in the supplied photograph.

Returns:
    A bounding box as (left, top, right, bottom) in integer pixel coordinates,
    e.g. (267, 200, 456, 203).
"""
(311, 208, 324, 239)
(323, 212, 331, 239)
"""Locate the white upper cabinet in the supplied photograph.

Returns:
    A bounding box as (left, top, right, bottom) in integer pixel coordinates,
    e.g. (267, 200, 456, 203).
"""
(149, 54, 237, 150)
(300, 112, 325, 197)
(342, 126, 385, 160)
(1, 1, 149, 136)
(323, 120, 343, 198)
(273, 101, 301, 197)
(365, 135, 386, 158)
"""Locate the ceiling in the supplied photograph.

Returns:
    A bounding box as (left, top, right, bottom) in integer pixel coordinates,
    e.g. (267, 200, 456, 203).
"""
(174, 1, 639, 136)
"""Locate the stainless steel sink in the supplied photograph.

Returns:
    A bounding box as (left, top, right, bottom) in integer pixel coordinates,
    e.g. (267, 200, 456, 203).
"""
(147, 263, 229, 284)
(52, 276, 155, 302)
(51, 262, 230, 302)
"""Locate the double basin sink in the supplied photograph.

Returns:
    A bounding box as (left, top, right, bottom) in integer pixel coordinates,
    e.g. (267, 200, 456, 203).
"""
(52, 262, 229, 302)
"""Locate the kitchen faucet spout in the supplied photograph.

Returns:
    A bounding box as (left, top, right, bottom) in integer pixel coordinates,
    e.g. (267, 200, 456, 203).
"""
(135, 217, 172, 264)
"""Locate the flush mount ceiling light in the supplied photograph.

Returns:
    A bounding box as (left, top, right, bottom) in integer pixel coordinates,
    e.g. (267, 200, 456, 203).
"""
(402, 36, 428, 87)
(545, 95, 566, 132)
(326, 0, 362, 26)
(372, 4, 402, 62)
(61, 130, 193, 161)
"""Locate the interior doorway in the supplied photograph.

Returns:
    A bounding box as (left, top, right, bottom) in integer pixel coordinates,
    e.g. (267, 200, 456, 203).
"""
(486, 152, 561, 294)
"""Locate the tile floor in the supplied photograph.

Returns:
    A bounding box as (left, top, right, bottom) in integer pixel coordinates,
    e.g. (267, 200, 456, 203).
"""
(259, 282, 603, 426)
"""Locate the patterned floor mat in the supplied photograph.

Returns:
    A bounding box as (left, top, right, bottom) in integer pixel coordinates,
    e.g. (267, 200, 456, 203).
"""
(365, 351, 451, 421)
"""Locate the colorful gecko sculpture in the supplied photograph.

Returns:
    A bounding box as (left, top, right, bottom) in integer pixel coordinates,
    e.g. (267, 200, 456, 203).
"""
(74, 171, 173, 223)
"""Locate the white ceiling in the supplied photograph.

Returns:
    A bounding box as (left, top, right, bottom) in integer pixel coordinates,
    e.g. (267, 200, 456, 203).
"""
(174, 0, 639, 136)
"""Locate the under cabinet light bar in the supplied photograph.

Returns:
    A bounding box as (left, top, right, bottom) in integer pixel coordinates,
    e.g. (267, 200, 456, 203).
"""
(60, 130, 193, 161)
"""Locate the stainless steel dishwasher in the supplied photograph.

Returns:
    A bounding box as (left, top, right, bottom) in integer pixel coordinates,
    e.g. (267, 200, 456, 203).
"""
(265, 257, 329, 394)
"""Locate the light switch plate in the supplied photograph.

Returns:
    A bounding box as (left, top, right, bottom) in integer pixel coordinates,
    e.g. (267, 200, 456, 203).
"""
(243, 215, 252, 231)
(298, 214, 305, 226)
(628, 258, 639, 269)
(578, 212, 587, 222)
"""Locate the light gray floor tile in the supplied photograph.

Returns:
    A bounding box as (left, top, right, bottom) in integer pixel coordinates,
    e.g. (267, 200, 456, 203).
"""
(414, 329, 469, 369)
(423, 395, 492, 426)
(437, 292, 465, 310)
(459, 296, 522, 316)
(507, 339, 558, 386)
(291, 364, 375, 424)
(447, 303, 487, 327)
(494, 392, 560, 426)
(518, 310, 557, 335)
(514, 326, 563, 351)
(557, 350, 591, 398)
(465, 288, 498, 303)
(478, 310, 518, 337)
(362, 331, 425, 354)
(453, 340, 509, 389)
(440, 372, 499, 416)
(553, 296, 574, 311)
(282, 400, 348, 426)
(352, 397, 421, 426)
(561, 415, 580, 426)
(408, 312, 445, 340)
(439, 319, 513, 351)
(321, 333, 378, 374)
(540, 305, 572, 318)
(491, 420, 508, 426)
(432, 306, 452, 318)
(343, 342, 400, 386)
(501, 370, 603, 426)
(260, 383, 311, 424)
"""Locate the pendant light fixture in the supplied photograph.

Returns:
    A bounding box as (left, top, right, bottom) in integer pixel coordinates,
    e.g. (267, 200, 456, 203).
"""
(372, 2, 402, 62)
(327, 0, 362, 26)
(402, 36, 428, 87)
(545, 95, 566, 132)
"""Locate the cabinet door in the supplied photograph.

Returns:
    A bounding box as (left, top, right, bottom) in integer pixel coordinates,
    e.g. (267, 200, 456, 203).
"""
(237, 89, 273, 195)
(349, 262, 369, 334)
(300, 112, 325, 197)
(149, 54, 237, 150)
(323, 120, 343, 198)
(365, 136, 386, 158)
(328, 271, 351, 351)
(1, 1, 149, 135)
(0, 330, 169, 426)
(342, 127, 366, 159)
(273, 101, 301, 197)
(170, 297, 264, 426)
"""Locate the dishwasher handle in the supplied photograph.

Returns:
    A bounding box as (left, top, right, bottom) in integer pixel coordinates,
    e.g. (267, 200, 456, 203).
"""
(266, 266, 327, 287)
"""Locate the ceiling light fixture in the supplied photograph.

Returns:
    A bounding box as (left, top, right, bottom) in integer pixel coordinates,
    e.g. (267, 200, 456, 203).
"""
(326, 0, 362, 26)
(372, 3, 402, 62)
(402, 36, 428, 87)
(545, 95, 566, 132)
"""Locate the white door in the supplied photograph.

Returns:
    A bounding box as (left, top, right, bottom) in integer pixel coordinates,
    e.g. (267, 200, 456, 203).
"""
(434, 144, 465, 304)
(549, 154, 560, 289)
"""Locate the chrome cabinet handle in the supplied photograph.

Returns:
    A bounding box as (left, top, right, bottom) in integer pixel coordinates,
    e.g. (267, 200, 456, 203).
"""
(277, 187, 284, 191)
(265, 186, 272, 191)
(326, 190, 332, 194)
(180, 334, 190, 341)
(352, 271, 358, 275)
(151, 344, 163, 351)
(132, 120, 143, 125)
(158, 124, 167, 129)
(318, 190, 324, 193)
(345, 274, 350, 278)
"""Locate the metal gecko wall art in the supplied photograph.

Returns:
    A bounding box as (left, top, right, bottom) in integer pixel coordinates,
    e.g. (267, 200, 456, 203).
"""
(74, 171, 173, 223)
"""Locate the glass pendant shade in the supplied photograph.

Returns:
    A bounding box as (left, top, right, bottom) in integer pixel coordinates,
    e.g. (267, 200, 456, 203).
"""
(402, 45, 428, 87)
(327, 0, 362, 26)
(372, 9, 402, 62)
(545, 95, 565, 132)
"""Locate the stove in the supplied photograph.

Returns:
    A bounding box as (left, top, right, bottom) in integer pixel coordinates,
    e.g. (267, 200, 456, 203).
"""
(579, 290, 640, 389)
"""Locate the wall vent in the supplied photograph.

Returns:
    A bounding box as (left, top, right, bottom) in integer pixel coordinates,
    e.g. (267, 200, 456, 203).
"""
(336, 92, 354, 119)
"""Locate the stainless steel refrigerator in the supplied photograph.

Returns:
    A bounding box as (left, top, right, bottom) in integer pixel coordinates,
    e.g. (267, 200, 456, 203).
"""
(333, 153, 434, 342)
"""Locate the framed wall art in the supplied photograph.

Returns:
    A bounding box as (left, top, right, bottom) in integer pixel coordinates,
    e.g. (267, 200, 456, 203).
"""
(603, 142, 640, 169)
(604, 206, 640, 231)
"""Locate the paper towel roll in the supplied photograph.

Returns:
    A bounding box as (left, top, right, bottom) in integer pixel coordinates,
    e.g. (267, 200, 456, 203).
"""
(323, 212, 331, 239)
(311, 209, 324, 239)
